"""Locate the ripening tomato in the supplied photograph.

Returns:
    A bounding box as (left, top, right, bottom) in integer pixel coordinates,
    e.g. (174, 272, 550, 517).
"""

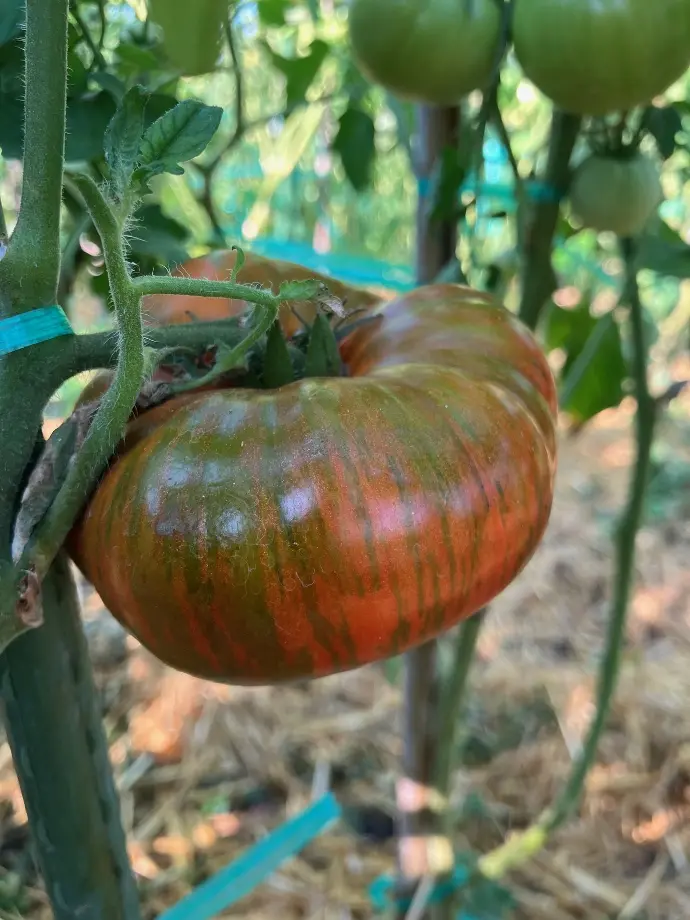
(147, 0, 229, 76)
(513, 0, 690, 116)
(69, 283, 557, 686)
(569, 151, 662, 237)
(348, 0, 502, 105)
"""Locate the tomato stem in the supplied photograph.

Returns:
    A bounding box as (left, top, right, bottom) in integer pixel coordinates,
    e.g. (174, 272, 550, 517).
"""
(0, 0, 68, 312)
(11, 174, 145, 603)
(518, 110, 581, 331)
(433, 611, 486, 801)
(478, 238, 656, 881)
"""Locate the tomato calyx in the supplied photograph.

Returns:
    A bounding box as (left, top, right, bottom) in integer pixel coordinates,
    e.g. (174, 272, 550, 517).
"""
(155, 300, 380, 394)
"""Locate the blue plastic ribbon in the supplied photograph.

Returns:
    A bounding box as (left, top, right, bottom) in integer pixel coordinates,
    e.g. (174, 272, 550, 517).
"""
(158, 792, 341, 920)
(0, 305, 73, 357)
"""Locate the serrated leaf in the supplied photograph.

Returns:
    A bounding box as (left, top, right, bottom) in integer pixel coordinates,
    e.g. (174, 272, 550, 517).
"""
(644, 104, 683, 160)
(332, 106, 375, 191)
(263, 320, 295, 388)
(105, 85, 147, 199)
(138, 99, 222, 176)
(265, 38, 329, 109)
(304, 314, 342, 378)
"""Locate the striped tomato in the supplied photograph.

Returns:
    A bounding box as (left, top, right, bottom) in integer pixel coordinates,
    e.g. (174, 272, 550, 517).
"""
(69, 284, 557, 685)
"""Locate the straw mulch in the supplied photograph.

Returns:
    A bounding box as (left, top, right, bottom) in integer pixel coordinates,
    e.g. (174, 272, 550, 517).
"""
(2, 395, 690, 920)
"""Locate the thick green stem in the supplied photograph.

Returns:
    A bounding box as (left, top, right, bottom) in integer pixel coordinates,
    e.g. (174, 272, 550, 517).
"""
(518, 111, 581, 331)
(1, 0, 68, 311)
(433, 611, 486, 801)
(0, 554, 141, 920)
(396, 105, 460, 920)
(13, 175, 144, 587)
(479, 238, 656, 881)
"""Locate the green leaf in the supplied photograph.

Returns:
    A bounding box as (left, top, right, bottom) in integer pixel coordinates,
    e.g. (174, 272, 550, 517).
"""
(638, 222, 690, 278)
(278, 278, 323, 301)
(304, 314, 342, 378)
(128, 204, 190, 268)
(65, 91, 118, 162)
(116, 41, 162, 74)
(67, 51, 89, 98)
(105, 85, 148, 199)
(263, 320, 295, 388)
(137, 99, 223, 178)
(0, 93, 23, 160)
(545, 302, 628, 423)
(332, 106, 376, 191)
(265, 38, 329, 109)
(643, 104, 683, 160)
(90, 71, 127, 101)
(0, 0, 23, 44)
(257, 0, 291, 26)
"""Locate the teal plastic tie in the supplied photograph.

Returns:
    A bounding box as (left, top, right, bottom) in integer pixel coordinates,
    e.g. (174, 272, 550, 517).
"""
(370, 866, 476, 914)
(158, 792, 341, 920)
(0, 305, 73, 357)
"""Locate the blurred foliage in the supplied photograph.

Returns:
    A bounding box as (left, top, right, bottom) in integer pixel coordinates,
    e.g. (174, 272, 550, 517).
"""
(1, 0, 690, 430)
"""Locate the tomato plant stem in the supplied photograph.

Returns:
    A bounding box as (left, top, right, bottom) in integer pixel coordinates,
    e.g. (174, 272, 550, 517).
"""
(12, 175, 145, 592)
(397, 104, 460, 920)
(518, 111, 581, 331)
(0, 554, 142, 920)
(1, 0, 68, 311)
(478, 238, 656, 881)
(433, 611, 486, 801)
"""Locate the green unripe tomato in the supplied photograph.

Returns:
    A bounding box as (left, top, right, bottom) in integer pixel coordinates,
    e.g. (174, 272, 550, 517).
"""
(348, 0, 502, 105)
(148, 0, 228, 76)
(569, 152, 663, 237)
(513, 0, 690, 117)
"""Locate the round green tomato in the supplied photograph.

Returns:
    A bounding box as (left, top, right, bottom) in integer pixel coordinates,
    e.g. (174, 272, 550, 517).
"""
(513, 0, 690, 116)
(348, 0, 502, 105)
(569, 152, 662, 237)
(148, 0, 228, 76)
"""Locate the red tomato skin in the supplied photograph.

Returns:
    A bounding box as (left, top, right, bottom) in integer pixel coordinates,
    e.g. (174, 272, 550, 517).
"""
(69, 284, 557, 685)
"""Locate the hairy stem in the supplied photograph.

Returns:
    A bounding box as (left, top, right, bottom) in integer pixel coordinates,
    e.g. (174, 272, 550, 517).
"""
(479, 238, 656, 880)
(2, 0, 69, 311)
(132, 274, 284, 304)
(13, 176, 144, 585)
(518, 111, 581, 331)
(0, 554, 141, 920)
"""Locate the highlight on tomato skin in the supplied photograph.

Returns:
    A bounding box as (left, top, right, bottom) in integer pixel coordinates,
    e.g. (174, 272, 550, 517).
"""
(68, 282, 558, 687)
